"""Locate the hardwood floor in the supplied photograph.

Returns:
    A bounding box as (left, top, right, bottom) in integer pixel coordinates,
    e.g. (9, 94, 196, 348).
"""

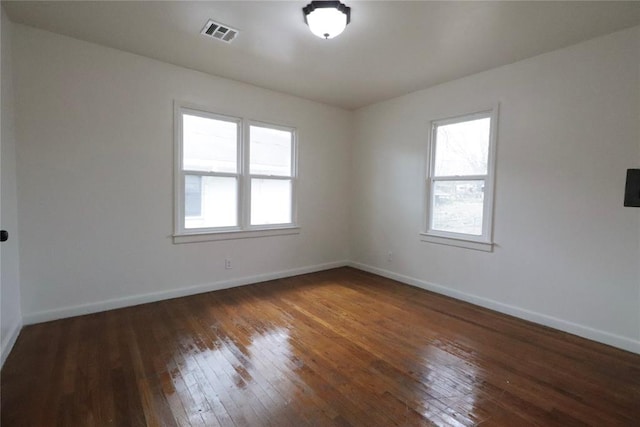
(2, 267, 639, 426)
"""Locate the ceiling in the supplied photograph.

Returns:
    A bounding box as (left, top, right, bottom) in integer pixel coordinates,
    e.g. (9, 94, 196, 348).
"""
(3, 1, 640, 110)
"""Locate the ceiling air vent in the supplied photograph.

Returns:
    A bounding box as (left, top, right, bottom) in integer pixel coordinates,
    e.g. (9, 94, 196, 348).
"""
(201, 19, 239, 43)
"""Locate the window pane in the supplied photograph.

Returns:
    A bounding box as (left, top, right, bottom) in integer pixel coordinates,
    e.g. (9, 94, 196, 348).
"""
(185, 175, 237, 229)
(434, 117, 490, 177)
(251, 179, 292, 225)
(185, 175, 202, 217)
(250, 125, 292, 176)
(183, 113, 238, 173)
(432, 180, 484, 235)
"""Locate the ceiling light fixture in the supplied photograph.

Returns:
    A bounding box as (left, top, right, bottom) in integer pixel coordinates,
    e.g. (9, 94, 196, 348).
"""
(303, 1, 351, 40)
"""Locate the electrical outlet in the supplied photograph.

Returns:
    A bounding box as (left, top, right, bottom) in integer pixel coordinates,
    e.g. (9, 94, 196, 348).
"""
(225, 258, 232, 269)
(387, 251, 393, 262)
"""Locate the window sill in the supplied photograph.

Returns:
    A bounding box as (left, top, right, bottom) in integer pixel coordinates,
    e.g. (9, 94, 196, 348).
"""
(419, 233, 494, 252)
(174, 226, 300, 244)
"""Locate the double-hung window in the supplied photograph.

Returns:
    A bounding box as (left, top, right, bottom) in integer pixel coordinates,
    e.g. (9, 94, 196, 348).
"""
(422, 107, 498, 251)
(174, 104, 298, 243)
(248, 124, 295, 226)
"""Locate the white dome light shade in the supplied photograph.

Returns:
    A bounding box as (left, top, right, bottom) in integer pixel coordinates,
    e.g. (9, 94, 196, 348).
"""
(303, 1, 351, 40)
(306, 7, 346, 39)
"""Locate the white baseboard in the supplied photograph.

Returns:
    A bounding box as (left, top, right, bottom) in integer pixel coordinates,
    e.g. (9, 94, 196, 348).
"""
(1, 318, 22, 368)
(19, 259, 640, 355)
(349, 261, 640, 355)
(23, 260, 349, 325)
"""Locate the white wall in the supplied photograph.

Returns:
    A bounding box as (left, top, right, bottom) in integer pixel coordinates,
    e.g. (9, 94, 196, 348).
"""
(8, 20, 640, 354)
(12, 24, 352, 322)
(351, 26, 640, 352)
(1, 8, 22, 365)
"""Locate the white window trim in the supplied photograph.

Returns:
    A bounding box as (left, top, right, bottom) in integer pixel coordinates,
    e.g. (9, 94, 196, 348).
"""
(174, 226, 301, 244)
(173, 102, 299, 243)
(245, 120, 299, 230)
(421, 105, 499, 252)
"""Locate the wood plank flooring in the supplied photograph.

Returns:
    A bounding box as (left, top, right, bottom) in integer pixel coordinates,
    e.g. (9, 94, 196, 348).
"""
(2, 267, 640, 426)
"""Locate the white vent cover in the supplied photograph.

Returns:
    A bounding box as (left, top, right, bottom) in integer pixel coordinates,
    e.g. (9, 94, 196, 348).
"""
(201, 19, 239, 43)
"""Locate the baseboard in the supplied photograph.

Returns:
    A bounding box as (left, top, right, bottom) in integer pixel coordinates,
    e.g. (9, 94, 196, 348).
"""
(1, 318, 22, 368)
(349, 261, 640, 355)
(19, 259, 640, 355)
(23, 260, 349, 325)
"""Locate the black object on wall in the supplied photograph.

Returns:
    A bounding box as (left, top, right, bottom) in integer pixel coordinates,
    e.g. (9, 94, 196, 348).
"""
(624, 169, 640, 207)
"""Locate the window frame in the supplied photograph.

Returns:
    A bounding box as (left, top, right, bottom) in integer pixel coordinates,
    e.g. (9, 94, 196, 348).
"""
(246, 120, 298, 229)
(173, 102, 299, 244)
(421, 106, 499, 252)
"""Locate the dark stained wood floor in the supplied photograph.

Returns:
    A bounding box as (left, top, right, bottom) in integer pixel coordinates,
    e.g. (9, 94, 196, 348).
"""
(2, 267, 640, 426)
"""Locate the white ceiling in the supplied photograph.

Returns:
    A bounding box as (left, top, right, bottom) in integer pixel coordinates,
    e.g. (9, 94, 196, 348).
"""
(4, 1, 640, 110)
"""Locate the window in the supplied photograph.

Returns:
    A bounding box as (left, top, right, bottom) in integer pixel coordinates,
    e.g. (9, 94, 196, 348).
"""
(422, 107, 498, 251)
(249, 125, 294, 226)
(174, 104, 298, 243)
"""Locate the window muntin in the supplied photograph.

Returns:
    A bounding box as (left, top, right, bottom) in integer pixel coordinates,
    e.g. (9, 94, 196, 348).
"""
(176, 105, 297, 238)
(425, 108, 497, 245)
